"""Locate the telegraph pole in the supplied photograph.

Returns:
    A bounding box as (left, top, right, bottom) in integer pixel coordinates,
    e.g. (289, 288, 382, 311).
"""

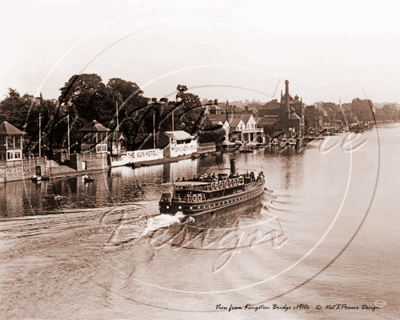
(116, 101, 119, 131)
(153, 112, 156, 149)
(39, 113, 41, 158)
(67, 112, 70, 160)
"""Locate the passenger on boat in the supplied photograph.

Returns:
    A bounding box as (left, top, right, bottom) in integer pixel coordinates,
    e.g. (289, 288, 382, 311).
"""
(176, 177, 181, 182)
(182, 177, 186, 181)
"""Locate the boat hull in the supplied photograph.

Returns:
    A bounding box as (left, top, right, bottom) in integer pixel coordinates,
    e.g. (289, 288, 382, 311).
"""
(159, 181, 265, 217)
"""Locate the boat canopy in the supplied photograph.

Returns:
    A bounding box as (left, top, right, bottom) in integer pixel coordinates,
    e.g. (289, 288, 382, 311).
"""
(174, 181, 210, 186)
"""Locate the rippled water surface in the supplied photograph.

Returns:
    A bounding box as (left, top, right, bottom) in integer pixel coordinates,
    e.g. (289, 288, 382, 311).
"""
(1, 124, 399, 319)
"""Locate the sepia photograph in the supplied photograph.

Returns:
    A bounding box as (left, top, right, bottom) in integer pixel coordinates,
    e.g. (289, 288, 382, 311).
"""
(0, 1, 399, 319)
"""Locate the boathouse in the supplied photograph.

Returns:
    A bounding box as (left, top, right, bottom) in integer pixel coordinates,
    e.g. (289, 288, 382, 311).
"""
(0, 121, 25, 161)
(108, 131, 127, 156)
(78, 120, 110, 153)
(163, 131, 197, 157)
(206, 113, 265, 144)
(0, 121, 48, 182)
(68, 120, 110, 171)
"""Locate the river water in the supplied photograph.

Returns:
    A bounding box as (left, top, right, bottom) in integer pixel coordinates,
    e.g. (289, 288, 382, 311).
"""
(0, 124, 399, 319)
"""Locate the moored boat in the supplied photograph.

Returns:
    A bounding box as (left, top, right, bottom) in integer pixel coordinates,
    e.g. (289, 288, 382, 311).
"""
(84, 175, 95, 182)
(271, 138, 280, 146)
(159, 160, 265, 216)
(239, 143, 253, 153)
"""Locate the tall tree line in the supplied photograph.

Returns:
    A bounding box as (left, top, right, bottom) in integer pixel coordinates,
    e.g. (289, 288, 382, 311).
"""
(0, 73, 225, 157)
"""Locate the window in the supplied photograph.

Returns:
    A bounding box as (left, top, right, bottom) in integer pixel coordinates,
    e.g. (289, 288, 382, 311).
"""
(15, 136, 21, 148)
(7, 138, 13, 149)
(14, 151, 21, 159)
(0, 136, 5, 148)
(7, 151, 13, 160)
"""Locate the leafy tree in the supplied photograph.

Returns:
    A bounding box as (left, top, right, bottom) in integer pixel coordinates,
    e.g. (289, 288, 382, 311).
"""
(0, 88, 34, 129)
(59, 74, 150, 150)
(351, 98, 374, 122)
(262, 121, 286, 136)
(0, 88, 65, 156)
(106, 77, 149, 149)
(59, 74, 114, 124)
(176, 90, 203, 135)
(197, 124, 225, 144)
(304, 105, 323, 129)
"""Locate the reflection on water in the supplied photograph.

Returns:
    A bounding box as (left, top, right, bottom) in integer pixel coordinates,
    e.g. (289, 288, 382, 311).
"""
(1, 152, 289, 218)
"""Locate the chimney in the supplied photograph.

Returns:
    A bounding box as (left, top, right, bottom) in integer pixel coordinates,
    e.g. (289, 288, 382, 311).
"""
(285, 80, 290, 115)
(230, 159, 236, 175)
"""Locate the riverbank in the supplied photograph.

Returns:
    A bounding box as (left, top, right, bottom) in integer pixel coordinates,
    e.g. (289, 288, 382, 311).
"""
(0, 153, 213, 183)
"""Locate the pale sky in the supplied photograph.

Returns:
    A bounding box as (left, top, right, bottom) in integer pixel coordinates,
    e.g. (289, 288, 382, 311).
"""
(1, 0, 399, 105)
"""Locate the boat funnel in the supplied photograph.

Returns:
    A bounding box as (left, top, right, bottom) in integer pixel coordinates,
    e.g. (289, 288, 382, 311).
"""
(230, 159, 236, 175)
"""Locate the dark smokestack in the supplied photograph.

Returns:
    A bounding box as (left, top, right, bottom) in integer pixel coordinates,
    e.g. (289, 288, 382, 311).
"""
(230, 159, 236, 175)
(285, 80, 290, 115)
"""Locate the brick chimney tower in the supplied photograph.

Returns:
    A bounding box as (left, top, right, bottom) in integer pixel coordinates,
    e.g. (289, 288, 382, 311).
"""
(285, 80, 290, 116)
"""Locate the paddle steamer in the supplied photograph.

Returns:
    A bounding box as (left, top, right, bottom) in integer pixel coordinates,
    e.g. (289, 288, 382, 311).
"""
(159, 160, 265, 216)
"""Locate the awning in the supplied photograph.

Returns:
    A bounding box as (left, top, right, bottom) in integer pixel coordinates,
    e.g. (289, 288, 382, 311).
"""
(164, 131, 194, 140)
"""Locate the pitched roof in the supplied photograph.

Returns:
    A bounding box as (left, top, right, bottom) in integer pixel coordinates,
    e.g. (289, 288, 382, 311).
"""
(206, 113, 255, 127)
(229, 117, 242, 128)
(164, 130, 194, 140)
(78, 120, 110, 132)
(107, 131, 127, 141)
(261, 101, 281, 109)
(227, 113, 252, 127)
(0, 121, 26, 135)
(206, 114, 227, 125)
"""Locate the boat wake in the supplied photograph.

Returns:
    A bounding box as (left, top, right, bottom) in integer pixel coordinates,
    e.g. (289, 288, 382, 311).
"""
(140, 211, 194, 236)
